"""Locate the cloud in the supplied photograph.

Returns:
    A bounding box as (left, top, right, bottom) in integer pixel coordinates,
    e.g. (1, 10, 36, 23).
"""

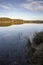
(0, 3, 15, 10)
(0, 5, 10, 9)
(21, 0, 43, 11)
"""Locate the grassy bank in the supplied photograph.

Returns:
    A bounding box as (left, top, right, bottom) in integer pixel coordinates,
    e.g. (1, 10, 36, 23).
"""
(25, 32, 43, 65)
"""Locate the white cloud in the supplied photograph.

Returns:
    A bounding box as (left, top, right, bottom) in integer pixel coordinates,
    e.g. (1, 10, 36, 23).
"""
(21, 0, 43, 11)
(0, 4, 10, 9)
(0, 3, 15, 10)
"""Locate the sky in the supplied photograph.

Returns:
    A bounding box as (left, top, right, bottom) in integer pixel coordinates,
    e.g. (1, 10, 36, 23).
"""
(0, 0, 43, 20)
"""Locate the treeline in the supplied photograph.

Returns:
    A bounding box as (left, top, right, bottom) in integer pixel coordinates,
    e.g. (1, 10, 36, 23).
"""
(0, 18, 24, 26)
(0, 18, 43, 26)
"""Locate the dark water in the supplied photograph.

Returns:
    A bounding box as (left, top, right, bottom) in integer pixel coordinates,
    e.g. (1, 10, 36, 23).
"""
(0, 24, 43, 65)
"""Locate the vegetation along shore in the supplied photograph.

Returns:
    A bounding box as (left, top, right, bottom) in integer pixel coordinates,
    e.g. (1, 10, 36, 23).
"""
(0, 18, 43, 26)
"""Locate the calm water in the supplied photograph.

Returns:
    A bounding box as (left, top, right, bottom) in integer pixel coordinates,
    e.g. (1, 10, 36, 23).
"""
(0, 23, 43, 65)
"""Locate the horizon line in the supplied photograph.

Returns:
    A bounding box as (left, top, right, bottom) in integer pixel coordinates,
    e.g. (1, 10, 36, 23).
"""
(0, 17, 43, 21)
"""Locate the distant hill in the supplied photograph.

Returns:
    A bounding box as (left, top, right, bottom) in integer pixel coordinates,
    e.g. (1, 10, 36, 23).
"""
(0, 18, 43, 26)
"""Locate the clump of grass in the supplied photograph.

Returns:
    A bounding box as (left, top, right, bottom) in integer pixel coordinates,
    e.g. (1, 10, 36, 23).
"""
(25, 32, 43, 65)
(32, 32, 43, 45)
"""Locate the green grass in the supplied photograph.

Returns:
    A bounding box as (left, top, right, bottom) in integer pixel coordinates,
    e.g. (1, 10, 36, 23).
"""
(25, 32, 43, 65)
